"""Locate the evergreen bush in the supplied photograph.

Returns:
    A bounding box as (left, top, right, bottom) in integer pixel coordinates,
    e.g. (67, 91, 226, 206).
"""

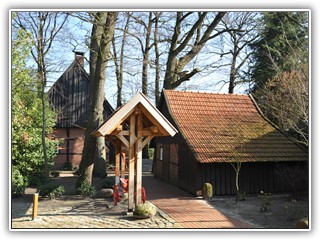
(39, 182, 65, 199)
(133, 201, 157, 219)
(76, 179, 96, 197)
(12, 166, 26, 197)
(202, 183, 213, 199)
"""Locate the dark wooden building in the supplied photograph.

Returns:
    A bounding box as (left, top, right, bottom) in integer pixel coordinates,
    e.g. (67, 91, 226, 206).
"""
(153, 90, 308, 196)
(48, 52, 114, 170)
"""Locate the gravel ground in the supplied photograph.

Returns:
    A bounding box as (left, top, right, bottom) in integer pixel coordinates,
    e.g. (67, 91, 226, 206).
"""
(207, 193, 309, 229)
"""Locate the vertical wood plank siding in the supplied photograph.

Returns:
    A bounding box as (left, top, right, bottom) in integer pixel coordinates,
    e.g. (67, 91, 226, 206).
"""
(48, 64, 91, 128)
(197, 161, 308, 196)
(155, 139, 308, 196)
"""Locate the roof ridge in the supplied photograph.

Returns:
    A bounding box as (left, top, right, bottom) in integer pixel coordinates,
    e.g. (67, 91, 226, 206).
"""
(164, 89, 249, 96)
(47, 58, 89, 94)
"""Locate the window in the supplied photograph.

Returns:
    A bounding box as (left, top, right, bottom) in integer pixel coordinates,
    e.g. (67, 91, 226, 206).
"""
(159, 147, 163, 161)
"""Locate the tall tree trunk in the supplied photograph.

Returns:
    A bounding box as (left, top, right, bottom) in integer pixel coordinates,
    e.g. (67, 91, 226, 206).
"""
(141, 12, 153, 159)
(228, 54, 237, 94)
(77, 12, 117, 187)
(37, 13, 49, 180)
(154, 12, 161, 105)
(112, 37, 122, 108)
(141, 12, 153, 96)
(40, 72, 49, 179)
(113, 14, 130, 108)
(93, 136, 107, 178)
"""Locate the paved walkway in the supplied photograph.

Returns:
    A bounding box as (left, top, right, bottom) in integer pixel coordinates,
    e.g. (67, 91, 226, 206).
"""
(143, 174, 250, 229)
(11, 159, 251, 229)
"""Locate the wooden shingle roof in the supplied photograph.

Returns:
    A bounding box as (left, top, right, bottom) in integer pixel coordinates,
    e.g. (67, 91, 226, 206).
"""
(163, 90, 308, 163)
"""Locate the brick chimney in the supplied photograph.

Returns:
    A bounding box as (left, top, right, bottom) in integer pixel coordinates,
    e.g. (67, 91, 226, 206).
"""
(74, 51, 84, 67)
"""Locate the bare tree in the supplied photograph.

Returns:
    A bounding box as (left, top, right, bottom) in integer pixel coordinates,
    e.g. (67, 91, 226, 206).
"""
(112, 13, 131, 108)
(220, 12, 259, 93)
(13, 12, 68, 178)
(253, 65, 308, 147)
(141, 12, 154, 96)
(77, 12, 117, 187)
(153, 12, 161, 105)
(228, 123, 265, 202)
(123, 12, 155, 96)
(163, 12, 226, 89)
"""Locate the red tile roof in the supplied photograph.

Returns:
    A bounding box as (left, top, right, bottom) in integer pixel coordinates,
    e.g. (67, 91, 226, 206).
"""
(163, 90, 308, 163)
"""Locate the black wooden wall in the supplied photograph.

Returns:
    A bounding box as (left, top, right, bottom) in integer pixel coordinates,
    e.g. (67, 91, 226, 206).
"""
(48, 61, 113, 128)
(155, 140, 308, 196)
(199, 162, 283, 195)
(48, 62, 91, 128)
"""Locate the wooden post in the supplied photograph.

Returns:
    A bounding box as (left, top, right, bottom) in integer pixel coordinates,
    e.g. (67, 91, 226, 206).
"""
(115, 141, 121, 186)
(121, 152, 126, 177)
(128, 114, 136, 212)
(32, 193, 39, 220)
(135, 112, 143, 206)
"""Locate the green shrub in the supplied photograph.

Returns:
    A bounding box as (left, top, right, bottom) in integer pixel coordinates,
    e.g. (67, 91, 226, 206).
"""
(295, 217, 308, 229)
(237, 191, 246, 201)
(259, 191, 272, 212)
(11, 27, 58, 187)
(76, 180, 96, 197)
(12, 167, 26, 197)
(39, 182, 65, 199)
(148, 148, 155, 159)
(202, 183, 213, 199)
(133, 201, 157, 219)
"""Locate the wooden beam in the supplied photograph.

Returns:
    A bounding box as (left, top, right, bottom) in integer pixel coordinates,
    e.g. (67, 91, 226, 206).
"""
(115, 143, 121, 181)
(141, 130, 153, 136)
(93, 103, 136, 136)
(128, 113, 136, 212)
(116, 134, 129, 148)
(141, 127, 159, 136)
(142, 135, 154, 149)
(139, 106, 170, 136)
(135, 107, 141, 115)
(135, 113, 143, 206)
(150, 126, 158, 133)
(121, 152, 126, 177)
(105, 136, 119, 148)
(92, 93, 178, 137)
(111, 125, 123, 135)
(119, 130, 129, 136)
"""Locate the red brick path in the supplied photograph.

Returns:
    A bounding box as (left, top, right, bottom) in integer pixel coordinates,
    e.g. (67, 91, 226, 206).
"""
(143, 175, 251, 229)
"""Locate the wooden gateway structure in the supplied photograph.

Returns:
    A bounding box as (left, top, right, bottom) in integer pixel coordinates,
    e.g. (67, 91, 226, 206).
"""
(92, 92, 177, 211)
(153, 90, 308, 196)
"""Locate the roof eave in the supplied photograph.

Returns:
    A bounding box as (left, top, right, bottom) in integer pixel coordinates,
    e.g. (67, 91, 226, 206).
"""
(92, 92, 178, 137)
